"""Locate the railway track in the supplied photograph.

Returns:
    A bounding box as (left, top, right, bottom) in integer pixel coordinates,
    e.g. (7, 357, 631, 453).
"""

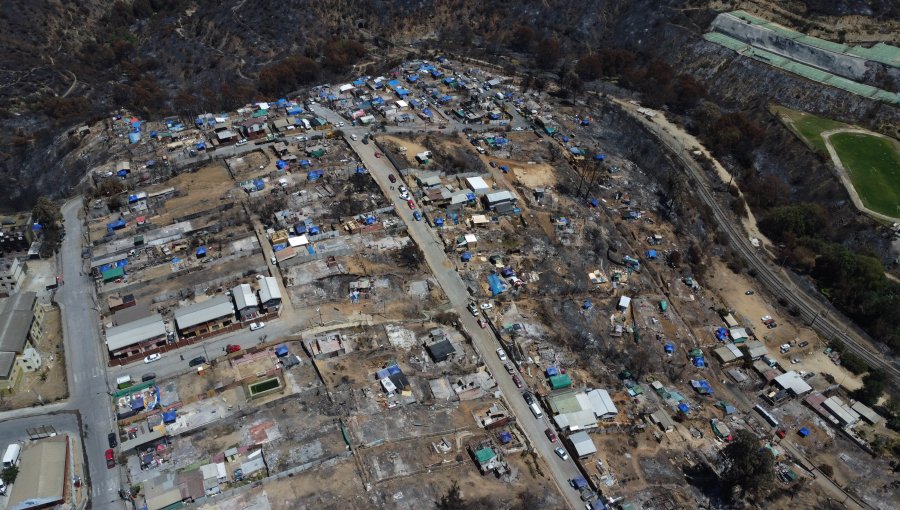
(613, 100, 900, 384)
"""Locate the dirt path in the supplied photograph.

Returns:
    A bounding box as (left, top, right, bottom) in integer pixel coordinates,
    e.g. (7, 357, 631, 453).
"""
(820, 127, 900, 223)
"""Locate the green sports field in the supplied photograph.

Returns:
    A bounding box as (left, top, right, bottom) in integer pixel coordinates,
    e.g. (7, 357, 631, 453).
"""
(770, 105, 847, 154)
(829, 132, 900, 218)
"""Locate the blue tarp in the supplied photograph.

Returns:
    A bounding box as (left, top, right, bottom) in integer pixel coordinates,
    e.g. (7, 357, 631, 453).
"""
(307, 245, 315, 255)
(798, 427, 810, 437)
(571, 477, 587, 489)
(694, 357, 706, 368)
(117, 169, 129, 177)
(434, 218, 444, 227)
(276, 160, 288, 169)
(715, 327, 729, 341)
(489, 113, 500, 120)
(253, 179, 265, 190)
(128, 133, 141, 144)
(196, 142, 206, 150)
(562, 136, 570, 143)
(308, 226, 320, 235)
(131, 397, 145, 411)
(500, 267, 515, 278)
(646, 250, 658, 259)
(487, 273, 507, 295)
(162, 410, 177, 424)
(498, 431, 513, 444)
(407, 75, 418, 82)
(376, 368, 390, 379)
(275, 345, 289, 357)
(31, 223, 42, 231)
(590, 198, 600, 207)
(386, 364, 401, 376)
(196, 246, 206, 256)
(294, 223, 307, 234)
(546, 367, 559, 377)
(678, 403, 690, 413)
(307, 170, 324, 181)
(581, 119, 591, 126)
(569, 147, 583, 155)
(272, 244, 286, 252)
(421, 108, 433, 117)
(664, 343, 675, 353)
(356, 166, 367, 174)
(493, 137, 508, 145)
(128, 194, 139, 203)
(364, 216, 376, 225)
(583, 299, 592, 309)
(461, 251, 472, 262)
(691, 380, 713, 394)
(499, 165, 509, 173)
(300, 159, 311, 167)
(594, 154, 606, 160)
(150, 130, 158, 138)
(286, 106, 303, 115)
(466, 193, 476, 201)
(107, 219, 126, 231)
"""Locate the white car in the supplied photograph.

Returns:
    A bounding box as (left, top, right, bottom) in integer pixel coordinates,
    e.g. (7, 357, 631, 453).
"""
(270, 256, 277, 265)
(554, 447, 569, 460)
(350, 134, 358, 140)
(791, 358, 800, 365)
(249, 322, 266, 331)
(236, 138, 248, 146)
(143, 353, 161, 364)
(480, 302, 493, 310)
(337, 122, 345, 127)
(496, 348, 508, 361)
(761, 315, 772, 323)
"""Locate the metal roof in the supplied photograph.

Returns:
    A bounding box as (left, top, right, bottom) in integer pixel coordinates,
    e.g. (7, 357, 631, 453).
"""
(174, 295, 234, 329)
(587, 389, 618, 419)
(774, 371, 812, 395)
(258, 277, 282, 304)
(6, 437, 67, 510)
(232, 283, 258, 311)
(0, 291, 36, 353)
(0, 351, 16, 379)
(569, 431, 598, 457)
(105, 314, 167, 352)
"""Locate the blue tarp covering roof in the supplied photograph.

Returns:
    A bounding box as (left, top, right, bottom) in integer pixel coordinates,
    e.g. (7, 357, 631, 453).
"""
(421, 108, 433, 117)
(307, 245, 315, 254)
(562, 136, 570, 143)
(499, 165, 509, 173)
(581, 119, 591, 126)
(286, 106, 303, 115)
(308, 226, 320, 235)
(356, 166, 367, 174)
(275, 345, 289, 357)
(294, 223, 307, 234)
(162, 410, 177, 424)
(307, 170, 324, 181)
(461, 251, 472, 262)
(664, 343, 675, 353)
(128, 133, 141, 144)
(31, 223, 42, 231)
(691, 380, 713, 394)
(487, 273, 507, 295)
(150, 130, 158, 138)
(107, 219, 126, 230)
(376, 368, 390, 379)
(300, 159, 311, 166)
(595, 154, 606, 160)
(646, 250, 658, 259)
(272, 244, 286, 252)
(276, 160, 288, 169)
(569, 147, 583, 155)
(546, 367, 559, 377)
(196, 246, 207, 256)
(117, 169, 129, 177)
(254, 179, 265, 190)
(583, 299, 592, 309)
(498, 431, 513, 444)
(590, 198, 600, 207)
(372, 97, 385, 105)
(500, 267, 515, 278)
(407, 75, 418, 82)
(678, 403, 690, 413)
(466, 193, 476, 201)
(434, 218, 444, 227)
(128, 194, 139, 203)
(694, 357, 706, 368)
(131, 397, 145, 411)
(493, 137, 508, 145)
(364, 216, 376, 225)
(799, 427, 810, 437)
(386, 364, 401, 376)
(489, 113, 500, 120)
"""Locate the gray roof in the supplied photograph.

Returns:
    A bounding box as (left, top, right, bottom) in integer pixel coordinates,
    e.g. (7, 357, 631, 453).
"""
(258, 277, 282, 304)
(105, 314, 167, 352)
(485, 190, 514, 203)
(6, 437, 67, 510)
(174, 295, 234, 329)
(0, 291, 36, 354)
(569, 431, 597, 457)
(0, 351, 16, 379)
(231, 284, 258, 311)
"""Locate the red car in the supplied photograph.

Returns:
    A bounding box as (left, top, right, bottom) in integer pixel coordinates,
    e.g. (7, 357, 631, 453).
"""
(545, 428, 557, 443)
(374, 152, 382, 158)
(512, 375, 523, 389)
(226, 344, 241, 354)
(407, 199, 416, 209)
(388, 174, 397, 183)
(105, 449, 116, 469)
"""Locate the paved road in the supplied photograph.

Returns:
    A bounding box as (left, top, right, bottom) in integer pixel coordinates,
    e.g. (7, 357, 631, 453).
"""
(609, 98, 900, 385)
(311, 105, 584, 509)
(57, 199, 124, 509)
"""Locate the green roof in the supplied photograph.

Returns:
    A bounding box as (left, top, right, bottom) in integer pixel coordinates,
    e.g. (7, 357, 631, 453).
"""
(549, 374, 572, 390)
(630, 384, 644, 395)
(474, 447, 496, 464)
(251, 109, 268, 118)
(101, 266, 125, 282)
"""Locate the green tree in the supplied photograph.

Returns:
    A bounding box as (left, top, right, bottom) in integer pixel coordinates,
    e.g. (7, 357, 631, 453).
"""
(1, 465, 19, 484)
(721, 429, 775, 500)
(851, 370, 887, 406)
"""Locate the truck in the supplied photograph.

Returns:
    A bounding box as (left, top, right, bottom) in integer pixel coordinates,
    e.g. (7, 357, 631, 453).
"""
(3, 443, 21, 468)
(529, 402, 543, 418)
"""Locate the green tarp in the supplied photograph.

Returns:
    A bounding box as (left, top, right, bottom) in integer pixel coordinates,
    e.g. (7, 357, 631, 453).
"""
(101, 266, 125, 282)
(549, 374, 572, 390)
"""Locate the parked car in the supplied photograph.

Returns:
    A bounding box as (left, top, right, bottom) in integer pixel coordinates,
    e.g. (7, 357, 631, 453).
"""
(406, 199, 416, 209)
(270, 256, 277, 265)
(105, 449, 116, 468)
(791, 358, 800, 364)
(480, 302, 493, 309)
(496, 348, 508, 361)
(236, 139, 248, 146)
(388, 174, 397, 183)
(477, 318, 487, 329)
(523, 392, 535, 405)
(374, 152, 382, 158)
(554, 447, 569, 460)
(504, 362, 515, 374)
(413, 211, 422, 221)
(512, 375, 523, 389)
(468, 303, 479, 316)
(141, 373, 156, 382)
(799, 341, 809, 348)
(745, 290, 754, 295)
(189, 356, 206, 367)
(249, 322, 266, 331)
(779, 344, 791, 353)
(545, 428, 558, 443)
(489, 161, 496, 168)
(761, 315, 773, 323)
(350, 134, 358, 140)
(143, 353, 161, 364)
(226, 344, 241, 354)
(108, 432, 118, 448)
